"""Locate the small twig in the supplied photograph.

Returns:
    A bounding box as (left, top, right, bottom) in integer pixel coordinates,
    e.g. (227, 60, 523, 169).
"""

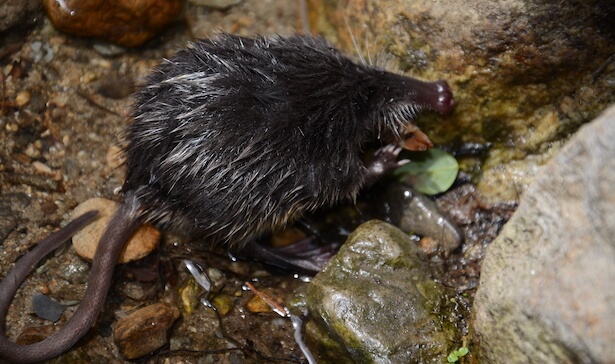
(244, 281, 287, 316)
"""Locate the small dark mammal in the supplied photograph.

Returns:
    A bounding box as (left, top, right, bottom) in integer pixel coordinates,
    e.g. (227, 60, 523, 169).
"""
(0, 33, 454, 362)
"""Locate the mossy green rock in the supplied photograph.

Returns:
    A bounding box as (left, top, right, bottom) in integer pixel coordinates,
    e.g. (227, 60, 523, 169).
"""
(306, 220, 460, 363)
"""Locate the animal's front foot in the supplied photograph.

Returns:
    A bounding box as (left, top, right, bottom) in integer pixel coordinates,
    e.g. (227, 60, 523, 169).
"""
(364, 145, 409, 186)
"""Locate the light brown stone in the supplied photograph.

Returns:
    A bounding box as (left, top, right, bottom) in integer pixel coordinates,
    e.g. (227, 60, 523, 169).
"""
(72, 198, 160, 263)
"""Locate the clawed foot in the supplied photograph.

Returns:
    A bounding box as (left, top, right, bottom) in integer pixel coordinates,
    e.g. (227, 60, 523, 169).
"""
(364, 145, 409, 186)
(234, 237, 341, 274)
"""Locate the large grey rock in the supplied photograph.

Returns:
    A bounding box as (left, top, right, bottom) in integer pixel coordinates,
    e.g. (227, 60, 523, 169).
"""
(306, 220, 462, 364)
(473, 104, 615, 363)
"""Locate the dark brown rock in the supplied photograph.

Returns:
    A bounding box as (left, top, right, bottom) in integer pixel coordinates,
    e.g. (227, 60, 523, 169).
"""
(114, 303, 181, 359)
(42, 0, 183, 47)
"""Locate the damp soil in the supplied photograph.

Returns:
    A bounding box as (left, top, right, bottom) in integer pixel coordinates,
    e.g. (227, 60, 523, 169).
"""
(0, 2, 516, 363)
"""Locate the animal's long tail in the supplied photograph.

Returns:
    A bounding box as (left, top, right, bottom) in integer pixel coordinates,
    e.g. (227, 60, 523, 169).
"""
(0, 197, 141, 363)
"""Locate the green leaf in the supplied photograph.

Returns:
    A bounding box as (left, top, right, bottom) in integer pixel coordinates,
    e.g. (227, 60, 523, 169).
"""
(447, 352, 459, 363)
(457, 347, 469, 356)
(393, 148, 459, 195)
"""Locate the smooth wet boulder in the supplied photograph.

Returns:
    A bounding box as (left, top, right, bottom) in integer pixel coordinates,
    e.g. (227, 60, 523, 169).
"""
(306, 220, 463, 363)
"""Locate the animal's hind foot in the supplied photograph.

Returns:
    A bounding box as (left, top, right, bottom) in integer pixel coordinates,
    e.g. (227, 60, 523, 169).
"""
(234, 237, 340, 274)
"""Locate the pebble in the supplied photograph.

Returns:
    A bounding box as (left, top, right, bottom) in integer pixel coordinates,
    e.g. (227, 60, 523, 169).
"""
(31, 161, 53, 174)
(24, 144, 39, 158)
(385, 184, 464, 252)
(211, 294, 234, 316)
(14, 153, 31, 165)
(15, 326, 57, 346)
(246, 291, 275, 314)
(71, 198, 160, 263)
(92, 42, 127, 56)
(113, 303, 181, 359)
(81, 71, 97, 83)
(48, 93, 69, 108)
(179, 278, 201, 315)
(418, 236, 439, 255)
(97, 74, 134, 99)
(188, 0, 243, 9)
(31, 294, 65, 322)
(15, 90, 31, 107)
(227, 261, 250, 276)
(29, 41, 54, 62)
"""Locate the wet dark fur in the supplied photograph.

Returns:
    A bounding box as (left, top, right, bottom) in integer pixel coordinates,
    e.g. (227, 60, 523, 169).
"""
(0, 33, 454, 363)
(125, 33, 451, 245)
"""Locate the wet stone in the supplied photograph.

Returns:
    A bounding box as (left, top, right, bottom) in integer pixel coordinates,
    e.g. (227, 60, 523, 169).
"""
(245, 294, 272, 314)
(15, 325, 57, 346)
(114, 303, 181, 359)
(31, 293, 65, 322)
(306, 220, 462, 363)
(386, 183, 464, 252)
(41, 0, 183, 47)
(211, 294, 234, 316)
(56, 260, 90, 285)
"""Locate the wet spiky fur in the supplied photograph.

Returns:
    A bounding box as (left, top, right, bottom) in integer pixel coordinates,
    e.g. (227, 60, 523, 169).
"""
(0, 33, 455, 364)
(124, 33, 453, 247)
